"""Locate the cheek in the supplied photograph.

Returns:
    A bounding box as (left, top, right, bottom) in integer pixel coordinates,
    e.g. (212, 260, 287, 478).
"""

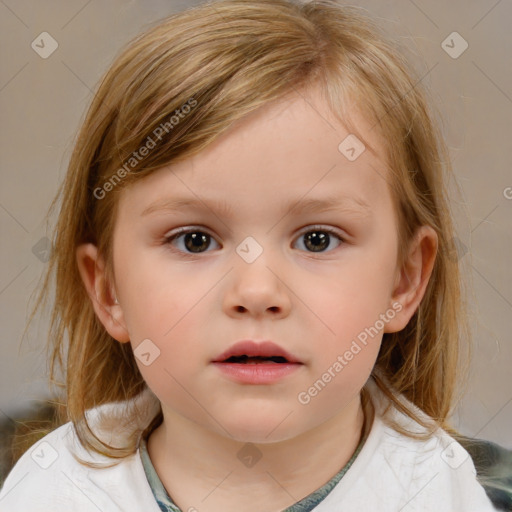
(301, 248, 396, 375)
(310, 261, 394, 335)
(116, 248, 204, 340)
(295, 333, 381, 421)
(127, 299, 206, 413)
(119, 258, 211, 360)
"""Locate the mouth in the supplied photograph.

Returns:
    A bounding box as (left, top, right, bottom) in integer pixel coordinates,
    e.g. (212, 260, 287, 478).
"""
(212, 340, 302, 365)
(211, 340, 303, 384)
(221, 355, 291, 364)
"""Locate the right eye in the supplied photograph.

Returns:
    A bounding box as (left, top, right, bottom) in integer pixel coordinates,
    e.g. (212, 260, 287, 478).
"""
(164, 227, 221, 255)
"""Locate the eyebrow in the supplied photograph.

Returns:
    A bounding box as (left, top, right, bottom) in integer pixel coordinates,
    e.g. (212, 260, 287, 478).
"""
(141, 194, 372, 218)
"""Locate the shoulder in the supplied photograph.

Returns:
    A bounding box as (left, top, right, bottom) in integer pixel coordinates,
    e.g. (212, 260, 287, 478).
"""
(315, 378, 501, 511)
(0, 395, 161, 512)
(0, 422, 92, 511)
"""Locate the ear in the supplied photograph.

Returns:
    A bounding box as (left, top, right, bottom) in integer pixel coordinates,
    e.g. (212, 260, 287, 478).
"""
(384, 225, 438, 333)
(76, 243, 130, 343)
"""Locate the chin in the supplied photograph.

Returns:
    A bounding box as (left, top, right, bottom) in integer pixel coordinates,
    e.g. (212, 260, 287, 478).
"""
(217, 410, 304, 445)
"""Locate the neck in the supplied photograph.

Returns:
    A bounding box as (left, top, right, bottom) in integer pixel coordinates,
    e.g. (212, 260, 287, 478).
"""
(147, 394, 372, 512)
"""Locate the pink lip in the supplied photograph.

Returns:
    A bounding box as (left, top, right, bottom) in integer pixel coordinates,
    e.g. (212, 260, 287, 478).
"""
(211, 340, 303, 384)
(212, 361, 302, 384)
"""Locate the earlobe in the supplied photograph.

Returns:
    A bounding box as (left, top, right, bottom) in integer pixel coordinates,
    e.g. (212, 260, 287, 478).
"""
(75, 243, 130, 343)
(384, 226, 438, 333)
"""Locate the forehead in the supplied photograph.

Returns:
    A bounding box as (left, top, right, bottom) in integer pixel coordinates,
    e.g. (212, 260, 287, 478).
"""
(118, 85, 392, 219)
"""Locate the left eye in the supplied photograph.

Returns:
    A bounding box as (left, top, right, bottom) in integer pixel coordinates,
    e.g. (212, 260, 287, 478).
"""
(164, 226, 345, 255)
(294, 226, 345, 253)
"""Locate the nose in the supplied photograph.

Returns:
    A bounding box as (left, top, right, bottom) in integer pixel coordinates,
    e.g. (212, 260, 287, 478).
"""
(223, 250, 292, 319)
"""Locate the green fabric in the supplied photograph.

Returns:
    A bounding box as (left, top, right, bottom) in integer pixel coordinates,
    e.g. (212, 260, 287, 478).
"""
(456, 435, 512, 512)
(139, 438, 181, 512)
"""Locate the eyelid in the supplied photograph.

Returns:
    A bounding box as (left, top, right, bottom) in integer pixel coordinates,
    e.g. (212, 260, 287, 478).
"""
(164, 225, 215, 238)
(164, 224, 347, 240)
(295, 224, 347, 241)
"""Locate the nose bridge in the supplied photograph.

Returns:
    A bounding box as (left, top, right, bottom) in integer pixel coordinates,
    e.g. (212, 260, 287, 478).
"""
(234, 234, 278, 287)
(225, 234, 290, 316)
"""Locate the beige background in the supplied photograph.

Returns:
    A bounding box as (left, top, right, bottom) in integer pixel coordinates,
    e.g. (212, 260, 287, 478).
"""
(0, 0, 510, 448)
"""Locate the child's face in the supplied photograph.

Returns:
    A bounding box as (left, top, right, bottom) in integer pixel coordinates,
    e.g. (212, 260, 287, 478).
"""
(111, 86, 406, 442)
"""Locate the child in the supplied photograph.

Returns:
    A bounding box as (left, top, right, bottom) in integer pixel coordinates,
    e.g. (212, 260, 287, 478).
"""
(0, 0, 509, 510)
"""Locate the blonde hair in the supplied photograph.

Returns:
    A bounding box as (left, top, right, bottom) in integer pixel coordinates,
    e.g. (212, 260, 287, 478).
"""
(26, 0, 469, 461)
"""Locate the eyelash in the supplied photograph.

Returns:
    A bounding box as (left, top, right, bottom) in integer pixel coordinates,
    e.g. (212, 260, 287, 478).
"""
(163, 225, 347, 257)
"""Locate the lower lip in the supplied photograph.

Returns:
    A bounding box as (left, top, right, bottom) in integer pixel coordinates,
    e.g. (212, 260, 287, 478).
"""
(211, 362, 302, 384)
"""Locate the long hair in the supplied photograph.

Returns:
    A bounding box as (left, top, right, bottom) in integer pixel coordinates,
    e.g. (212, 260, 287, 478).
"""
(25, 0, 470, 461)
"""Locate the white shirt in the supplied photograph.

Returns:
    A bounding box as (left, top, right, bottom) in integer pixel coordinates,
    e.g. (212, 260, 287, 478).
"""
(0, 379, 499, 511)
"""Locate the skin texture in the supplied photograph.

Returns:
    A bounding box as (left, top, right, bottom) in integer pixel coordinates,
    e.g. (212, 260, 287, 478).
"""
(77, 85, 437, 511)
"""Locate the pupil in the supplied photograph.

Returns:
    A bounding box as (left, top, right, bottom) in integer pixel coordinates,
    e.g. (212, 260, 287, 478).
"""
(185, 232, 209, 253)
(305, 231, 328, 252)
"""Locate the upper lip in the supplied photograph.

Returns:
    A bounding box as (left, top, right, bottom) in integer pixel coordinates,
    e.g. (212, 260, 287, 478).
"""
(212, 340, 302, 364)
